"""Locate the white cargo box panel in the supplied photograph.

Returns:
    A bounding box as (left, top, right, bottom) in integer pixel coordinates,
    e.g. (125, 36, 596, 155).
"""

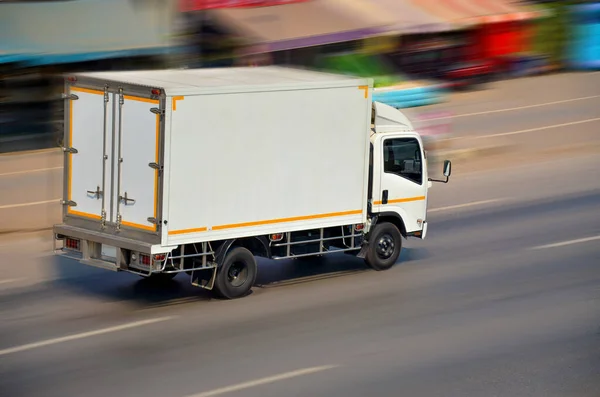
(74, 67, 373, 246)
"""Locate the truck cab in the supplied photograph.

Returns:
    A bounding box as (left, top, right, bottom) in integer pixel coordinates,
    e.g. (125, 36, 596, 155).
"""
(361, 102, 451, 270)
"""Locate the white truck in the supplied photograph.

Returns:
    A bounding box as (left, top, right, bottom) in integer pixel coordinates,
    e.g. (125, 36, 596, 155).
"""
(53, 66, 451, 299)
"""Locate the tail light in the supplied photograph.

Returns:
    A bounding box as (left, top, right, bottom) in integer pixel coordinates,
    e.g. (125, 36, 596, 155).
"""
(354, 224, 365, 232)
(269, 233, 284, 242)
(65, 237, 80, 251)
(139, 254, 151, 266)
(153, 254, 166, 262)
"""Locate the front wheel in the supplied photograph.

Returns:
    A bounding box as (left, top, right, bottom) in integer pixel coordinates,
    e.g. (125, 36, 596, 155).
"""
(213, 247, 257, 299)
(364, 222, 402, 271)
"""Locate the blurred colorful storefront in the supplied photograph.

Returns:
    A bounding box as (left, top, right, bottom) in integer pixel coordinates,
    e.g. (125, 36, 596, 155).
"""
(183, 0, 397, 64)
(568, 2, 600, 70)
(406, 0, 549, 75)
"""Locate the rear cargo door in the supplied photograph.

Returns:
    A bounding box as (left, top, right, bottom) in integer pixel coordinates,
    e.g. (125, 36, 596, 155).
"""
(113, 91, 162, 233)
(66, 86, 113, 223)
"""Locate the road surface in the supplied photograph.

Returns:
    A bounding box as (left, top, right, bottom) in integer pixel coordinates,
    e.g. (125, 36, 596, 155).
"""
(0, 151, 598, 397)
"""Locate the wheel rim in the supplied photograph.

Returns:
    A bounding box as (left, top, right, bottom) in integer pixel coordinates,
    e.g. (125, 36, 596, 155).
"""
(227, 261, 249, 288)
(376, 233, 395, 259)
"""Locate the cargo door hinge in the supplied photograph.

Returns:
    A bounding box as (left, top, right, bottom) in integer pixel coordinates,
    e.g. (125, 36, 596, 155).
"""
(118, 88, 124, 105)
(150, 108, 164, 116)
(103, 86, 109, 103)
(61, 200, 77, 207)
(148, 162, 163, 174)
(62, 147, 78, 154)
(147, 217, 161, 226)
(62, 93, 79, 100)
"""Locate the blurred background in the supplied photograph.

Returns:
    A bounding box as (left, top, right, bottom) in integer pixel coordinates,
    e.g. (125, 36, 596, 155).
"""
(1, 2, 599, 397)
(1, 0, 598, 153)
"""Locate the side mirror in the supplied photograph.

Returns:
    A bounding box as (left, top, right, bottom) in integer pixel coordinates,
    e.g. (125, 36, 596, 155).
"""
(443, 160, 452, 177)
(428, 159, 452, 184)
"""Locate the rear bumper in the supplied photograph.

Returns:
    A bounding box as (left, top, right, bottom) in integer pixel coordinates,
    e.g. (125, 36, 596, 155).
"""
(54, 223, 154, 253)
(53, 223, 167, 275)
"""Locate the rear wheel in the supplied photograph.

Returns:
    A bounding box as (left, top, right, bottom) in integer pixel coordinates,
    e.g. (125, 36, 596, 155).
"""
(364, 222, 402, 271)
(213, 247, 257, 299)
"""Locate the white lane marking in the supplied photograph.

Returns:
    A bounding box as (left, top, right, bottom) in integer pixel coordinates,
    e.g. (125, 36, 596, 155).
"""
(0, 278, 22, 286)
(429, 199, 506, 213)
(531, 235, 600, 250)
(441, 117, 600, 141)
(186, 365, 340, 397)
(0, 167, 62, 177)
(426, 95, 600, 120)
(0, 316, 174, 356)
(0, 199, 61, 210)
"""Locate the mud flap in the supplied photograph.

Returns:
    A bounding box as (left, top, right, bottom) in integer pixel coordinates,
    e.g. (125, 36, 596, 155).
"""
(191, 263, 217, 290)
(355, 242, 369, 259)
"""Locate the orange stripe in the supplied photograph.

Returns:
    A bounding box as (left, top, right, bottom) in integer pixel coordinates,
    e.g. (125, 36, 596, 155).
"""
(374, 196, 426, 205)
(172, 96, 184, 111)
(68, 98, 73, 205)
(153, 113, 160, 231)
(168, 227, 208, 236)
(213, 209, 362, 231)
(358, 85, 369, 99)
(71, 87, 103, 96)
(123, 95, 159, 104)
(168, 209, 363, 235)
(67, 88, 101, 222)
(121, 220, 156, 232)
(120, 113, 161, 233)
(67, 209, 102, 220)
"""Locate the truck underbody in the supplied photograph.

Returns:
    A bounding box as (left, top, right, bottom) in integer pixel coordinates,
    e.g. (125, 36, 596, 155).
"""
(54, 218, 411, 299)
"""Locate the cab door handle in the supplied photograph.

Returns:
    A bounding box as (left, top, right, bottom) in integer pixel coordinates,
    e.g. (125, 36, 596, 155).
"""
(382, 190, 389, 205)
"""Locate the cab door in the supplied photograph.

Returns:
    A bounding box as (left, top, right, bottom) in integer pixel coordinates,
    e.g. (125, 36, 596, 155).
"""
(375, 135, 428, 234)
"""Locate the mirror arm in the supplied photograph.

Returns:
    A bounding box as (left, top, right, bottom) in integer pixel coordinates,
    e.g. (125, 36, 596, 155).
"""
(428, 176, 449, 184)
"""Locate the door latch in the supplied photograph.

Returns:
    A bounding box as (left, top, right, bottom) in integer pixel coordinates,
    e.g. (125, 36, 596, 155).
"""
(86, 186, 103, 200)
(119, 192, 136, 205)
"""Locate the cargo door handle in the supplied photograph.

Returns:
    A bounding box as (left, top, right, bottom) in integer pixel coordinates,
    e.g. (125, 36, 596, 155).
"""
(86, 186, 103, 199)
(382, 190, 389, 205)
(119, 192, 136, 205)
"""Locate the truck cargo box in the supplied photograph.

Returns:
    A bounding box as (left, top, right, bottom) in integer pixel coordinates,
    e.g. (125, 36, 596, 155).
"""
(60, 66, 373, 249)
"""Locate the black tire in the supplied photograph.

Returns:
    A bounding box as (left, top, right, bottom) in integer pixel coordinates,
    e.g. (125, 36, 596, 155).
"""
(364, 222, 402, 271)
(213, 247, 257, 299)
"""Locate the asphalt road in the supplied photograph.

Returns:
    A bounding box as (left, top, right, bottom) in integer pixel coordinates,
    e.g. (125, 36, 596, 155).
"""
(0, 152, 599, 397)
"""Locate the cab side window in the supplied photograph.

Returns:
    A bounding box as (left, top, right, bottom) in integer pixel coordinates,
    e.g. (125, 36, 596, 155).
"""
(383, 138, 423, 185)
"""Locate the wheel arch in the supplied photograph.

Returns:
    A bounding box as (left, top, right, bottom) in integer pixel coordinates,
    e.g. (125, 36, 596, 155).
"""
(372, 212, 407, 239)
(214, 236, 271, 265)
